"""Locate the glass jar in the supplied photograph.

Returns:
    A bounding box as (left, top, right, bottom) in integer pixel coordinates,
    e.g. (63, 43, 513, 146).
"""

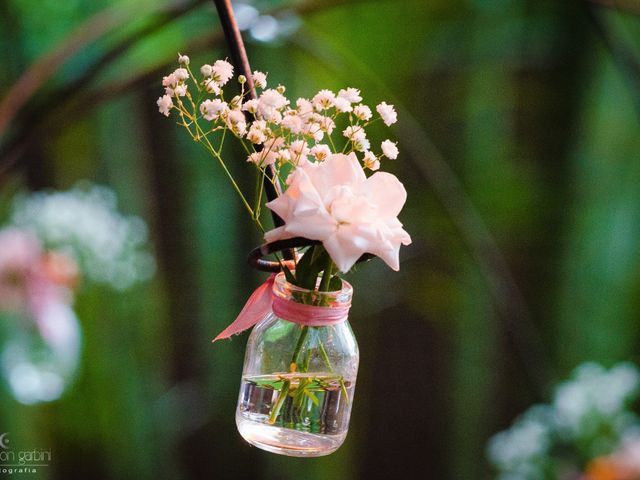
(236, 273, 359, 457)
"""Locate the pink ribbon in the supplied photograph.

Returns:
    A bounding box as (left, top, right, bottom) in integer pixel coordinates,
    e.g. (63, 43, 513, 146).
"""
(212, 275, 349, 342)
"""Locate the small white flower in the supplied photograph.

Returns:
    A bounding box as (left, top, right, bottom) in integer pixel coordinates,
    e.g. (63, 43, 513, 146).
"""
(229, 95, 243, 110)
(242, 99, 259, 114)
(354, 104, 372, 121)
(162, 73, 177, 88)
(200, 99, 228, 121)
(173, 84, 187, 97)
(304, 122, 324, 142)
(312, 89, 336, 111)
(296, 98, 314, 116)
(334, 97, 352, 113)
(257, 89, 289, 121)
(247, 152, 263, 165)
(204, 79, 221, 95)
(252, 70, 267, 89)
(381, 140, 399, 159)
(289, 140, 310, 160)
(246, 120, 268, 144)
(280, 113, 303, 134)
(376, 102, 397, 126)
(226, 110, 247, 136)
(338, 88, 363, 103)
(318, 116, 336, 134)
(178, 54, 190, 65)
(343, 125, 370, 151)
(248, 137, 284, 166)
(310, 144, 331, 161)
(343, 125, 364, 142)
(211, 59, 234, 86)
(363, 151, 380, 171)
(200, 64, 213, 77)
(173, 68, 189, 81)
(157, 95, 173, 116)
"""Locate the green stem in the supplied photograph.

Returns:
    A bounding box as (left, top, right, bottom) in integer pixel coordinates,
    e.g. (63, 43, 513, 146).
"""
(268, 255, 337, 424)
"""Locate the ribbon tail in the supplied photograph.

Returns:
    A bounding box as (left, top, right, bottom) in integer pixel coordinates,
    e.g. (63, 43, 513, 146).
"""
(213, 275, 275, 342)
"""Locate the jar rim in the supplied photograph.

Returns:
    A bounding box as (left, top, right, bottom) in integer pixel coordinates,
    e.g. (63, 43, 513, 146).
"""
(273, 272, 353, 305)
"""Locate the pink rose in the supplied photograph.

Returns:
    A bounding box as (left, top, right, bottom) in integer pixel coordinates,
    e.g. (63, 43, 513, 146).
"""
(265, 153, 411, 272)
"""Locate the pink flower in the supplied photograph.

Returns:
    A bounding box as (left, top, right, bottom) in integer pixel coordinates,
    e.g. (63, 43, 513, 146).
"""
(265, 153, 411, 272)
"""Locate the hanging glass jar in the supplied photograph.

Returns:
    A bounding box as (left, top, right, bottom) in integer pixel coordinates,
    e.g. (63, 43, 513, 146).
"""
(235, 272, 359, 457)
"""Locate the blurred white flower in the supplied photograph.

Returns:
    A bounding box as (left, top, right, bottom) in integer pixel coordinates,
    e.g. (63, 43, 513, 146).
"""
(11, 183, 155, 291)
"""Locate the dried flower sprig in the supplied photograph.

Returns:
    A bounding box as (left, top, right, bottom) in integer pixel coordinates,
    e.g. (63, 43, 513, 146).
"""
(157, 55, 401, 235)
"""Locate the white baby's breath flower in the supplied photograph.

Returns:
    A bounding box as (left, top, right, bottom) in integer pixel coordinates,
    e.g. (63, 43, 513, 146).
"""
(226, 110, 247, 136)
(200, 99, 228, 121)
(200, 64, 213, 77)
(310, 144, 331, 161)
(252, 70, 267, 89)
(296, 98, 314, 116)
(363, 151, 380, 171)
(338, 88, 363, 103)
(204, 79, 221, 95)
(11, 183, 155, 290)
(381, 140, 399, 159)
(229, 95, 243, 110)
(376, 102, 397, 126)
(211, 59, 234, 86)
(242, 99, 259, 114)
(334, 97, 352, 113)
(343, 125, 370, 151)
(248, 137, 284, 167)
(304, 122, 324, 142)
(289, 140, 310, 160)
(277, 149, 291, 164)
(246, 120, 268, 144)
(173, 84, 187, 97)
(247, 152, 263, 165)
(157, 95, 173, 116)
(281, 113, 304, 134)
(354, 104, 372, 121)
(173, 68, 189, 81)
(257, 89, 289, 122)
(318, 116, 336, 134)
(312, 89, 336, 111)
(162, 73, 177, 88)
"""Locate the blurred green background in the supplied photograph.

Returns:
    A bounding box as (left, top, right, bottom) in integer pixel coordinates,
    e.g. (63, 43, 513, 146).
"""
(1, 0, 640, 478)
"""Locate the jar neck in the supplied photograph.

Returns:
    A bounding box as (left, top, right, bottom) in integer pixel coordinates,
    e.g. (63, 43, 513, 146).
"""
(271, 273, 352, 326)
(272, 273, 353, 307)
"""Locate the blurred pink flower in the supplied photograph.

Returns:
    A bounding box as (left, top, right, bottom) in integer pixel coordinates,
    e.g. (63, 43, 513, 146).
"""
(265, 153, 411, 273)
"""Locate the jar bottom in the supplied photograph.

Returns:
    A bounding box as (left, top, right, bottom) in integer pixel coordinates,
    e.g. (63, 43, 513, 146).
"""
(236, 413, 346, 457)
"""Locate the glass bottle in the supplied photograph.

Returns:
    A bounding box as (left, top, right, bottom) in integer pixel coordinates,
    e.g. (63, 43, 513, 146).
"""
(236, 273, 359, 457)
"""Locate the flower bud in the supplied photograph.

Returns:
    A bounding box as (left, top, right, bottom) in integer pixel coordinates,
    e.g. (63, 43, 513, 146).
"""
(238, 75, 247, 84)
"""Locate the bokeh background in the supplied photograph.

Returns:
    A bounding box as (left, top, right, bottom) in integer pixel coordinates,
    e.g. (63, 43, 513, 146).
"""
(1, 0, 640, 478)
